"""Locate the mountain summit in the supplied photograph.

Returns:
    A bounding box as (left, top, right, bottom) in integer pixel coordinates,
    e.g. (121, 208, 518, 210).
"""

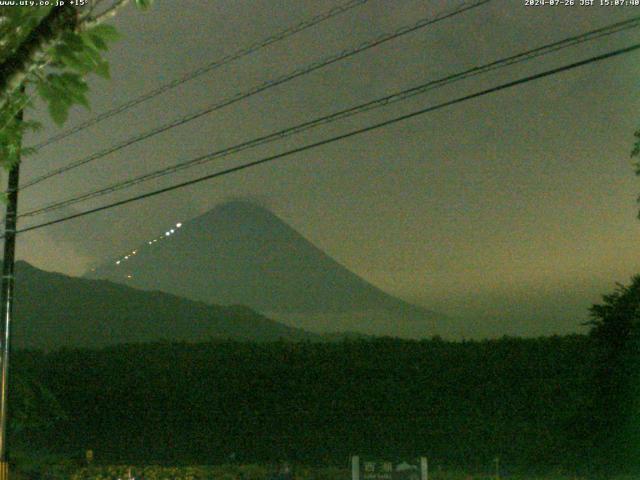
(87, 201, 443, 338)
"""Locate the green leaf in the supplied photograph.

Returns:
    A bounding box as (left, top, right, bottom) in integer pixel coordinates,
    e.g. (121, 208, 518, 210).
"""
(85, 32, 108, 51)
(51, 44, 71, 63)
(47, 74, 89, 109)
(48, 99, 69, 126)
(69, 90, 90, 109)
(60, 31, 85, 52)
(58, 72, 88, 93)
(81, 45, 103, 68)
(36, 81, 57, 103)
(134, 0, 154, 9)
(94, 59, 110, 79)
(91, 33, 108, 51)
(86, 24, 120, 42)
(56, 48, 90, 73)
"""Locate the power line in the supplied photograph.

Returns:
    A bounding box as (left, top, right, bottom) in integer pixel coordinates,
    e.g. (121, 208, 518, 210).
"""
(20, 0, 492, 190)
(19, 15, 640, 219)
(29, 0, 370, 151)
(12, 41, 640, 237)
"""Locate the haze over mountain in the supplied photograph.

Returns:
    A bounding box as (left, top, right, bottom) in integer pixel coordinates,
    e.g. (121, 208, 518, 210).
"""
(11, 261, 318, 350)
(87, 201, 445, 338)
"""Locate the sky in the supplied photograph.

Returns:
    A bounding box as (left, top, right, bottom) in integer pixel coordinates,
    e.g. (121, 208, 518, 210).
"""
(13, 0, 640, 338)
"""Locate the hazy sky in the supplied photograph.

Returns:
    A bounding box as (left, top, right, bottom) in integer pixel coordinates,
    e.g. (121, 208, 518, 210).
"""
(14, 0, 640, 338)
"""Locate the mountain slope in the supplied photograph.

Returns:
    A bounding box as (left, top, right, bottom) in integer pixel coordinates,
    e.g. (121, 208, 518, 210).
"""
(87, 201, 444, 338)
(12, 261, 318, 350)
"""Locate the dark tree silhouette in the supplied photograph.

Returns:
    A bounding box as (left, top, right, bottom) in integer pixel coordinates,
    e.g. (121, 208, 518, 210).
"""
(587, 276, 640, 472)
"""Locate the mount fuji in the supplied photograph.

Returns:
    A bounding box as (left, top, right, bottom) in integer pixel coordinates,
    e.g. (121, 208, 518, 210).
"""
(87, 201, 445, 338)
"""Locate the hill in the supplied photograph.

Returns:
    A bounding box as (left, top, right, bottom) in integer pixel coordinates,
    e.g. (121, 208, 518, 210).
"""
(87, 201, 445, 338)
(11, 261, 318, 350)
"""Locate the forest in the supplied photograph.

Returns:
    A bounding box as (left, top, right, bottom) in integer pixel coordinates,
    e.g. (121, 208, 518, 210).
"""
(5, 276, 639, 477)
(0, 334, 622, 475)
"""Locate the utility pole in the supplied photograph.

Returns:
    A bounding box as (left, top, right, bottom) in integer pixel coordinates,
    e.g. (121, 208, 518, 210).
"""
(0, 105, 23, 480)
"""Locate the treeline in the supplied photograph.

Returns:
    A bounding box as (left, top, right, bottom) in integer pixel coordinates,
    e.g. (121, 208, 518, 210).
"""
(9, 335, 602, 474)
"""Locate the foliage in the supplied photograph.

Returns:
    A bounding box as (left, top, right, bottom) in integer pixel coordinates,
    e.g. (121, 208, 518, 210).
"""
(69, 464, 271, 480)
(586, 276, 640, 472)
(631, 131, 640, 217)
(9, 373, 67, 433)
(0, 1, 153, 170)
(9, 336, 597, 475)
(38, 463, 617, 480)
(0, 87, 41, 169)
(36, 24, 118, 125)
(0, 7, 51, 64)
(588, 276, 640, 347)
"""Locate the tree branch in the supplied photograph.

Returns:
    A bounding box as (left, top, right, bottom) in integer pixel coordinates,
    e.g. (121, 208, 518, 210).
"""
(89, 0, 131, 26)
